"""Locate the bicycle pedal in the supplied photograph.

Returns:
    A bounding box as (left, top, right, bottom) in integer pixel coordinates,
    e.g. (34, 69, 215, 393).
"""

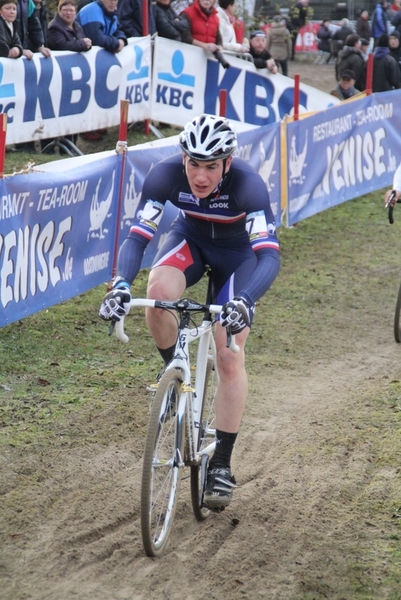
(147, 383, 158, 393)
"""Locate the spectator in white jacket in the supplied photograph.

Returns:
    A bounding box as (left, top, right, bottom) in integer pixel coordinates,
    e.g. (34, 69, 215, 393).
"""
(217, 0, 248, 52)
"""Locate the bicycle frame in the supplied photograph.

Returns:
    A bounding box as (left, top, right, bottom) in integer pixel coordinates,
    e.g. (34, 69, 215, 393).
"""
(115, 299, 228, 464)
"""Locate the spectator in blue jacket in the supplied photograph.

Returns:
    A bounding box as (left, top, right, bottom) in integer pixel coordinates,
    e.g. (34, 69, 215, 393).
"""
(372, 0, 389, 47)
(117, 0, 156, 38)
(77, 0, 127, 52)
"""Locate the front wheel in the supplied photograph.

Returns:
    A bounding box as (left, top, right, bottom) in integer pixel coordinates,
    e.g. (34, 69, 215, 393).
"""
(394, 280, 401, 343)
(191, 350, 218, 521)
(141, 368, 184, 557)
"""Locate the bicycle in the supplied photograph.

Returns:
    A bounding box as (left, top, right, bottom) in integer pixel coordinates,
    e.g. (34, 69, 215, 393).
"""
(386, 191, 401, 342)
(111, 275, 239, 557)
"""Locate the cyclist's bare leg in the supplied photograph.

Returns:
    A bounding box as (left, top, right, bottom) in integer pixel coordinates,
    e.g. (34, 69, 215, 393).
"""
(146, 266, 186, 350)
(213, 323, 249, 433)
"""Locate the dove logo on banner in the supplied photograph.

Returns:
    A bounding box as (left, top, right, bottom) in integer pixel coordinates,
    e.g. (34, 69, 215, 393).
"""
(156, 49, 195, 109)
(125, 44, 150, 105)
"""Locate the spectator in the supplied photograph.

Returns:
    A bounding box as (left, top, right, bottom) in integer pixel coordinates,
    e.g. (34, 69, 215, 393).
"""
(216, 0, 247, 53)
(391, 5, 401, 34)
(249, 29, 277, 73)
(77, 0, 126, 141)
(155, 0, 189, 41)
(330, 18, 354, 61)
(77, 0, 127, 52)
(372, 32, 400, 91)
(266, 15, 291, 76)
(389, 30, 401, 78)
(360, 37, 370, 60)
(316, 18, 332, 62)
(331, 69, 360, 99)
(356, 9, 371, 41)
(117, 0, 156, 38)
(180, 0, 222, 54)
(371, 0, 389, 47)
(332, 17, 354, 45)
(16, 0, 51, 59)
(48, 0, 92, 51)
(0, 0, 23, 57)
(31, 0, 48, 47)
(289, 0, 309, 61)
(336, 33, 366, 91)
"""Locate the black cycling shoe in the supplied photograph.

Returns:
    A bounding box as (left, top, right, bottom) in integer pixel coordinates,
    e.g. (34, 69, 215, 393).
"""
(203, 467, 237, 510)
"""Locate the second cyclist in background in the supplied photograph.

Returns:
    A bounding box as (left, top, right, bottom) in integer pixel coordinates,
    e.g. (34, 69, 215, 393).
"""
(385, 162, 401, 207)
(100, 114, 280, 510)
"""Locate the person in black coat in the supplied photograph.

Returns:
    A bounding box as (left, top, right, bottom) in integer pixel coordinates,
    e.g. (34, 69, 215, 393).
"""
(336, 33, 366, 91)
(117, 0, 156, 37)
(16, 0, 51, 58)
(0, 0, 23, 57)
(372, 32, 400, 91)
(316, 18, 332, 61)
(389, 30, 401, 79)
(155, 0, 189, 42)
(48, 0, 92, 51)
(356, 9, 371, 41)
(249, 29, 278, 72)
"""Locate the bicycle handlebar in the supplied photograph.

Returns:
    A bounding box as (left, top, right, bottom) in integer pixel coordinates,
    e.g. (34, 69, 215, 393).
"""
(110, 298, 240, 353)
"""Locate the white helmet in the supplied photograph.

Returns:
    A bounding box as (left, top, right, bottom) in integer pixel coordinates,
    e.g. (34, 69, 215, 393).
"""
(179, 114, 237, 161)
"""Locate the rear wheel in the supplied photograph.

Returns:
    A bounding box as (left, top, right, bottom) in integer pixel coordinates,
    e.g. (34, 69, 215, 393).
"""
(191, 343, 218, 521)
(141, 368, 184, 556)
(394, 281, 401, 343)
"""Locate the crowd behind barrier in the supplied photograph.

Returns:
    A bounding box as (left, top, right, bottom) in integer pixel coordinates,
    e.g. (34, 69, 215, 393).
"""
(1, 86, 400, 328)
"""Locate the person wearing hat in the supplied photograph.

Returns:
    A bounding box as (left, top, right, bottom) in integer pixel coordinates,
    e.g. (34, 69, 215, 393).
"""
(0, 0, 23, 57)
(249, 29, 277, 73)
(389, 30, 401, 79)
(372, 32, 400, 91)
(330, 69, 360, 100)
(266, 15, 291, 76)
(48, 0, 92, 51)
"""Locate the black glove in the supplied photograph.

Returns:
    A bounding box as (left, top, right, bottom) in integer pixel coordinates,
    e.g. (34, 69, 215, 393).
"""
(99, 285, 131, 322)
(220, 297, 251, 334)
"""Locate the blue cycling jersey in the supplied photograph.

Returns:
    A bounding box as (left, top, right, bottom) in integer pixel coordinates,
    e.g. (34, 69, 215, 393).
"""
(117, 153, 280, 306)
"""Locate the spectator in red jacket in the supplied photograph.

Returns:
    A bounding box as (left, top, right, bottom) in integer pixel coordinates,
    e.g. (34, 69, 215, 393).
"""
(180, 0, 222, 53)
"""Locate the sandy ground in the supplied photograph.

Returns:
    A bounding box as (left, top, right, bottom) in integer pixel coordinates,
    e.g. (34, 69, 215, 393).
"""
(2, 58, 401, 600)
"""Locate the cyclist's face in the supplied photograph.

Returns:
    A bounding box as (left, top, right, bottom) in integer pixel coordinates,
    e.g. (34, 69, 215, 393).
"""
(184, 155, 232, 198)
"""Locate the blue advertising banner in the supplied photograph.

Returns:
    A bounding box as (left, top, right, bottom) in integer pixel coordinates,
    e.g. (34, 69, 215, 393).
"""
(0, 157, 119, 325)
(286, 90, 401, 226)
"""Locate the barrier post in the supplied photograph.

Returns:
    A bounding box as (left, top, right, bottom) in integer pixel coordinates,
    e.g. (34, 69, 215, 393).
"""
(293, 74, 300, 121)
(112, 100, 130, 282)
(219, 89, 227, 117)
(365, 53, 373, 95)
(143, 0, 150, 136)
(0, 113, 7, 178)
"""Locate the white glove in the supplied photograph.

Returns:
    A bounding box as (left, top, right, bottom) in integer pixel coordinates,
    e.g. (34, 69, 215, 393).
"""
(220, 297, 251, 334)
(99, 285, 131, 322)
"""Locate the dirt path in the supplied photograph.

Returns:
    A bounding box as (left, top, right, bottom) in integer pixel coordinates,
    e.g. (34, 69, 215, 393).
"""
(3, 318, 400, 600)
(2, 58, 401, 600)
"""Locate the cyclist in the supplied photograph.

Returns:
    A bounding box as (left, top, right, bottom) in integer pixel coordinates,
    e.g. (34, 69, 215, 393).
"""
(385, 162, 401, 206)
(99, 114, 280, 510)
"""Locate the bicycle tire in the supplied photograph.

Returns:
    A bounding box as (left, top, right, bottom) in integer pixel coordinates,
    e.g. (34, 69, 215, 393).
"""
(141, 368, 184, 557)
(394, 280, 401, 343)
(190, 350, 218, 521)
